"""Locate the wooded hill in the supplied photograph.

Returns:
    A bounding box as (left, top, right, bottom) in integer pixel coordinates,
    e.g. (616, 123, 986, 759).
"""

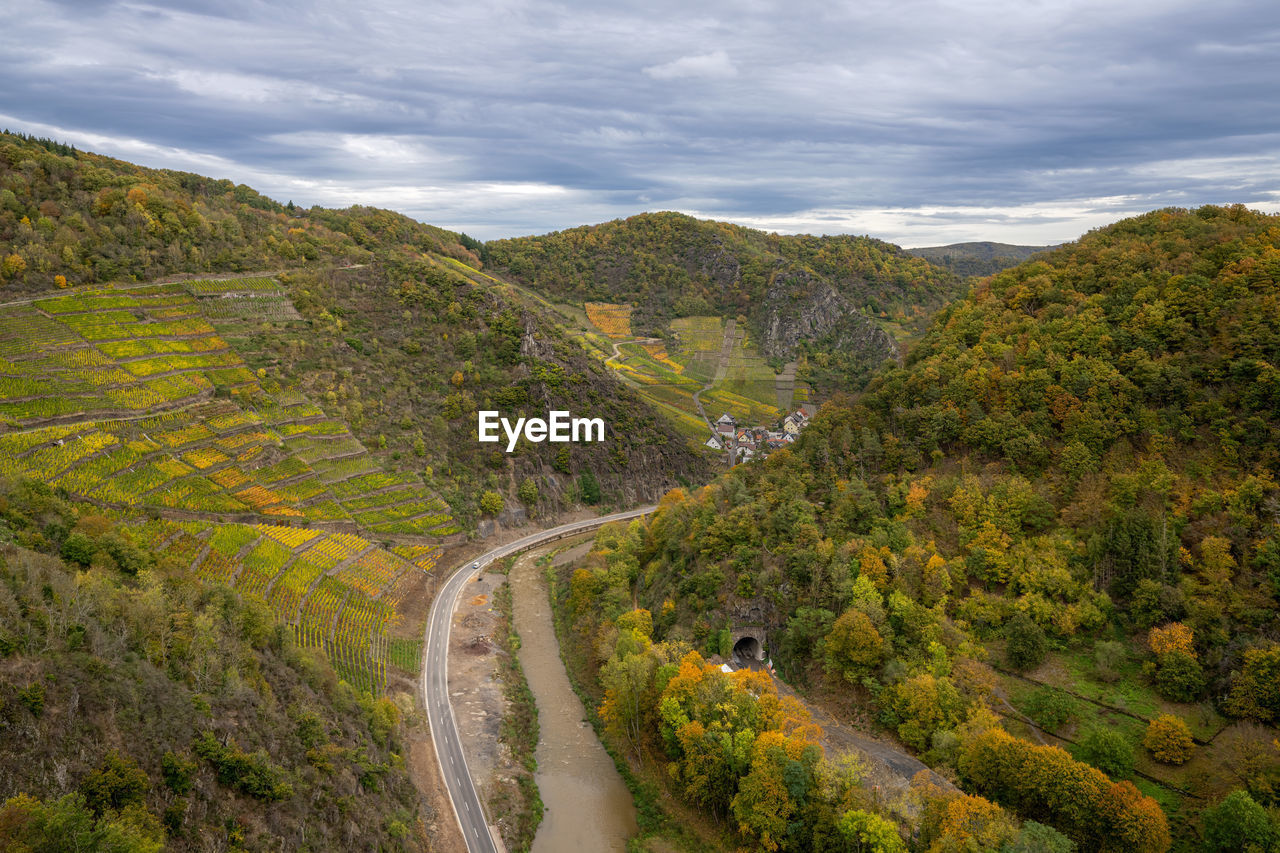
(484, 212, 965, 392)
(563, 205, 1280, 852)
(905, 241, 1053, 278)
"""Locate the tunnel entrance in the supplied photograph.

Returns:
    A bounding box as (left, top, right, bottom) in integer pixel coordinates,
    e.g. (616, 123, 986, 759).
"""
(733, 635, 762, 662)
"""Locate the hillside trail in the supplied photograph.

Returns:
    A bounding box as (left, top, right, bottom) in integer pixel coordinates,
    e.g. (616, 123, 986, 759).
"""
(603, 336, 663, 368)
(774, 360, 798, 412)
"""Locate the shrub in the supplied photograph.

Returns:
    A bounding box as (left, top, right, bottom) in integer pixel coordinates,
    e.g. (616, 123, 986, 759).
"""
(161, 751, 197, 795)
(1093, 641, 1126, 683)
(479, 490, 504, 516)
(17, 683, 44, 717)
(1022, 688, 1075, 733)
(193, 732, 293, 801)
(1004, 613, 1046, 672)
(60, 531, 96, 566)
(578, 470, 601, 505)
(80, 751, 149, 816)
(1142, 715, 1194, 765)
(1076, 727, 1134, 778)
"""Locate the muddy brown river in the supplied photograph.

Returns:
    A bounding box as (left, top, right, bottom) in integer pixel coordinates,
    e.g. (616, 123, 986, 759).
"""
(510, 548, 638, 852)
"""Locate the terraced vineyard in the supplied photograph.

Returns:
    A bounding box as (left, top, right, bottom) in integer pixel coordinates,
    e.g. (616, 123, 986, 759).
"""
(183, 276, 304, 323)
(571, 310, 794, 443)
(0, 284, 457, 534)
(0, 277, 456, 694)
(140, 520, 439, 694)
(583, 301, 632, 336)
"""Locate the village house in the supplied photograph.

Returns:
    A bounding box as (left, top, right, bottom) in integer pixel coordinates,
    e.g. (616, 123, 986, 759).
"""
(782, 409, 808, 435)
(710, 408, 811, 466)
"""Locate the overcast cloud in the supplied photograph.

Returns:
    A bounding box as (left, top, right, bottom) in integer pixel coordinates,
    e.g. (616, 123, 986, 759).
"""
(3, 0, 1279, 245)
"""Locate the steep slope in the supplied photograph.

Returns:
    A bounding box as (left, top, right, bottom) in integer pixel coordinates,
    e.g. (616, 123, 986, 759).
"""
(483, 212, 963, 393)
(0, 130, 708, 520)
(260, 260, 709, 521)
(0, 483, 426, 851)
(563, 205, 1280, 851)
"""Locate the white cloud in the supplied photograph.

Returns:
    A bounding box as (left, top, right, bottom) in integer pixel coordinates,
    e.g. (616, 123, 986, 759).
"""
(4, 0, 1280, 245)
(642, 50, 737, 80)
(711, 197, 1161, 247)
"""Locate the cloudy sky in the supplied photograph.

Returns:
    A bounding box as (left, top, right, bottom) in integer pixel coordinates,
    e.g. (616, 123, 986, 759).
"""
(3, 0, 1279, 245)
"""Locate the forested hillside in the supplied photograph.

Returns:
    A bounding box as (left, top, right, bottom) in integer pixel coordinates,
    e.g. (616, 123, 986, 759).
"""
(0, 131, 472, 290)
(563, 205, 1280, 852)
(485, 212, 963, 392)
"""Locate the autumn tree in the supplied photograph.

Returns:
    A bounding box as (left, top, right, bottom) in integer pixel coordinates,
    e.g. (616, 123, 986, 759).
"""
(837, 809, 907, 853)
(1148, 623, 1194, 657)
(823, 608, 884, 683)
(929, 794, 1018, 852)
(1, 253, 25, 281)
(731, 729, 821, 852)
(958, 728, 1170, 852)
(883, 673, 965, 751)
(1148, 623, 1204, 702)
(1142, 715, 1194, 765)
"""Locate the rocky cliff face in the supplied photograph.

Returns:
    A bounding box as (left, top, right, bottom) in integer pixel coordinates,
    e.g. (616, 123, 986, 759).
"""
(758, 272, 900, 366)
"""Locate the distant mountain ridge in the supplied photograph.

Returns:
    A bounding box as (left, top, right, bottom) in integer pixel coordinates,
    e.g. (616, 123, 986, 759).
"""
(905, 240, 1055, 277)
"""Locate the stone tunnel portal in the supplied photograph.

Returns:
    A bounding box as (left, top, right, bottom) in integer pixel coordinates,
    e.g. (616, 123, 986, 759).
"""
(732, 629, 766, 662)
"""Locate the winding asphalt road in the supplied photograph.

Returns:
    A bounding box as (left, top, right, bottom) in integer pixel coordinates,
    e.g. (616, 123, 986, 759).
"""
(421, 507, 656, 853)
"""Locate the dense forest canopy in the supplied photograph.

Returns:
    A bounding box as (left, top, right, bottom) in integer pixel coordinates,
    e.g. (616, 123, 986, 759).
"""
(0, 130, 478, 291)
(562, 205, 1280, 852)
(484, 212, 958, 324)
